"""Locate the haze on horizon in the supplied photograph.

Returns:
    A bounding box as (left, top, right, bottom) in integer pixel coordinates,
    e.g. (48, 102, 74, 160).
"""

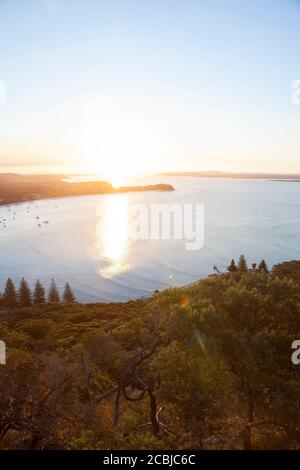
(0, 0, 300, 178)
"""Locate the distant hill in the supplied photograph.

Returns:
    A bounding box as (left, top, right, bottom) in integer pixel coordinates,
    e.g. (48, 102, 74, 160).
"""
(159, 171, 300, 180)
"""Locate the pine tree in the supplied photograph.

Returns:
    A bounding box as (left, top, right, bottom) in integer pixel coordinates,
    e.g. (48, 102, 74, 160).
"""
(18, 278, 32, 306)
(227, 259, 238, 272)
(33, 279, 46, 304)
(4, 278, 17, 308)
(238, 255, 248, 272)
(258, 259, 269, 273)
(63, 283, 75, 303)
(48, 279, 60, 303)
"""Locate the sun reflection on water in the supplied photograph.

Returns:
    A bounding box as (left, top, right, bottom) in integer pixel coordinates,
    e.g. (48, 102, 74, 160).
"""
(96, 195, 130, 278)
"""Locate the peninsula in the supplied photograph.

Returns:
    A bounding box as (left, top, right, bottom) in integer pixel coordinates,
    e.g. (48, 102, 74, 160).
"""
(0, 174, 174, 206)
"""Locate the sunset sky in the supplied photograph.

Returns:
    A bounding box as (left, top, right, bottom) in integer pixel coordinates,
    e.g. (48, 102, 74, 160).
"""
(0, 0, 300, 176)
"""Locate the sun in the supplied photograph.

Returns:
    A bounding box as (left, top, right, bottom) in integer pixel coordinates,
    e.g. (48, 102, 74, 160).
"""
(104, 173, 127, 188)
(76, 95, 152, 183)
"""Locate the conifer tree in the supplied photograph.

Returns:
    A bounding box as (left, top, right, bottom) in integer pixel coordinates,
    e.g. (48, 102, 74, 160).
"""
(4, 278, 17, 308)
(18, 278, 32, 307)
(227, 259, 238, 272)
(63, 283, 75, 303)
(238, 255, 248, 272)
(48, 278, 60, 303)
(33, 279, 46, 304)
(258, 259, 269, 273)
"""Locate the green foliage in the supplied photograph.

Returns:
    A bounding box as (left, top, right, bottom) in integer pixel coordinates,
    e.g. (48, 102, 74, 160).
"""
(258, 259, 269, 273)
(33, 279, 46, 304)
(227, 259, 238, 272)
(48, 278, 60, 303)
(1, 277, 73, 308)
(18, 319, 53, 341)
(3, 278, 17, 308)
(1, 262, 300, 450)
(238, 254, 248, 272)
(18, 278, 32, 307)
(272, 260, 300, 283)
(63, 283, 75, 303)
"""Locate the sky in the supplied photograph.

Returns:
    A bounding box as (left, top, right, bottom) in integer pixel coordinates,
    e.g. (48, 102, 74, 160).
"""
(0, 0, 300, 176)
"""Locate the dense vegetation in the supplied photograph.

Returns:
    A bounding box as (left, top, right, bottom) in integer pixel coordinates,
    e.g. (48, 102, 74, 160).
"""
(1, 259, 300, 450)
(0, 278, 75, 308)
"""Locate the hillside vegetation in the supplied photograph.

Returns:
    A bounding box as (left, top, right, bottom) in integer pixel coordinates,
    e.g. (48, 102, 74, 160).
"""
(1, 261, 300, 450)
(0, 173, 174, 205)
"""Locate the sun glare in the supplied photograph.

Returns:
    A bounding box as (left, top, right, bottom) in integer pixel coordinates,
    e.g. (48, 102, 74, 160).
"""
(103, 172, 127, 188)
(76, 95, 152, 181)
(96, 195, 130, 278)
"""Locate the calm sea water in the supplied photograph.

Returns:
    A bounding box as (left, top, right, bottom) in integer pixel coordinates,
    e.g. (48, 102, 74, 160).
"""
(1, 177, 300, 302)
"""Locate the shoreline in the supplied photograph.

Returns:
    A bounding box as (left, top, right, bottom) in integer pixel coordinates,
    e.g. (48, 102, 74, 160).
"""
(0, 259, 298, 308)
(0, 174, 175, 207)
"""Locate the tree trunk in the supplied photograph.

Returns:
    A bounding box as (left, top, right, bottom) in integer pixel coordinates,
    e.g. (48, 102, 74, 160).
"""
(148, 389, 159, 435)
(113, 387, 121, 428)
